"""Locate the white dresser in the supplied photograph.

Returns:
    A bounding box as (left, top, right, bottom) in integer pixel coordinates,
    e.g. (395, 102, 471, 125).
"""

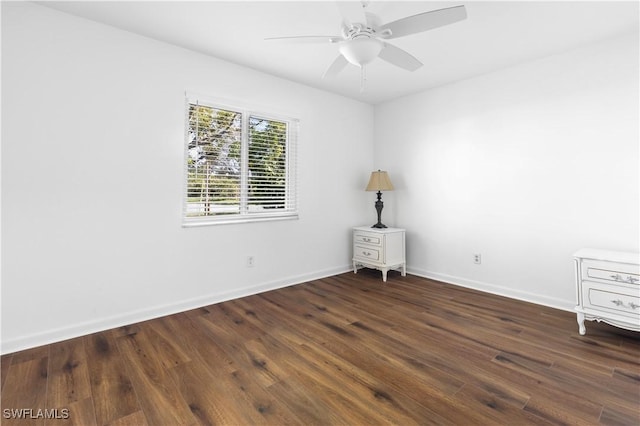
(353, 227, 406, 282)
(574, 248, 640, 335)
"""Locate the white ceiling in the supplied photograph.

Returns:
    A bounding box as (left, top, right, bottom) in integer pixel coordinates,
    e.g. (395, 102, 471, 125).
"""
(41, 1, 639, 104)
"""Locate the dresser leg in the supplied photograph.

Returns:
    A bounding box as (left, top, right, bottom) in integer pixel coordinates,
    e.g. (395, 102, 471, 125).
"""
(401, 263, 406, 277)
(577, 312, 586, 335)
(382, 269, 388, 282)
(353, 261, 357, 274)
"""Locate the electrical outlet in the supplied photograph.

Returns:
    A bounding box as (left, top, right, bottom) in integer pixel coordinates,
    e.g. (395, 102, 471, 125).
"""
(473, 254, 482, 264)
(247, 256, 255, 267)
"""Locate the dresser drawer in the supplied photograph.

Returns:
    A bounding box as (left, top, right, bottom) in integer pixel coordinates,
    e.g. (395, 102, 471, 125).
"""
(585, 267, 639, 285)
(582, 281, 640, 318)
(582, 260, 639, 285)
(354, 244, 380, 262)
(354, 232, 382, 246)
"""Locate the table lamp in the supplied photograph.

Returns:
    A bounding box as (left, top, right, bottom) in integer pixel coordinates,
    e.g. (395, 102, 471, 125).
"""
(365, 170, 394, 228)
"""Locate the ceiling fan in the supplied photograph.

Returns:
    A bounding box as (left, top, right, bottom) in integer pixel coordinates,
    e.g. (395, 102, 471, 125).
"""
(265, 2, 467, 89)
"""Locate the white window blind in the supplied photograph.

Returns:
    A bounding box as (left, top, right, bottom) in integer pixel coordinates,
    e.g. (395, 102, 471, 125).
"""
(183, 96, 298, 226)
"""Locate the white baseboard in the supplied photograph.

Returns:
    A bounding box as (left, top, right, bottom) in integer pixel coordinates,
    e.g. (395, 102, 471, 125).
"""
(1, 265, 351, 355)
(407, 267, 575, 313)
(3, 265, 575, 354)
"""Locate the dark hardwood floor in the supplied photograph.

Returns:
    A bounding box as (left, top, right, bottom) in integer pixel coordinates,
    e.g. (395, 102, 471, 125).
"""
(2, 271, 639, 425)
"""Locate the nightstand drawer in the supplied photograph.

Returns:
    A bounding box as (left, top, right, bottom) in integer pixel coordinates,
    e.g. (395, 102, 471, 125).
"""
(354, 245, 380, 261)
(354, 232, 382, 246)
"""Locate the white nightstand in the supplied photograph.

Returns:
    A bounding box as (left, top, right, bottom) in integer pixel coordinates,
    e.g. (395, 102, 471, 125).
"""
(352, 226, 406, 282)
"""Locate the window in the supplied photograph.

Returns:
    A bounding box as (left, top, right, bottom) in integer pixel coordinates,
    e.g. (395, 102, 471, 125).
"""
(183, 95, 298, 226)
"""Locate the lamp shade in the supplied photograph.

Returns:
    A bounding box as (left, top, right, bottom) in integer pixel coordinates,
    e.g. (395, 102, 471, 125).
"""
(339, 38, 383, 67)
(366, 170, 394, 192)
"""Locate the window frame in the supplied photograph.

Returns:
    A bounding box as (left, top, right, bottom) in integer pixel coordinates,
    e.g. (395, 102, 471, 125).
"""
(182, 93, 298, 227)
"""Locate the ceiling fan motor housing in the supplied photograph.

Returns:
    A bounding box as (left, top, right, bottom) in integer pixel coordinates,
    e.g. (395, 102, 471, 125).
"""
(339, 16, 385, 67)
(341, 11, 384, 40)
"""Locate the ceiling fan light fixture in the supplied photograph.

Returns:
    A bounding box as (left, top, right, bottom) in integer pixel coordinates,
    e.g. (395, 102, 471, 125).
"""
(339, 38, 383, 67)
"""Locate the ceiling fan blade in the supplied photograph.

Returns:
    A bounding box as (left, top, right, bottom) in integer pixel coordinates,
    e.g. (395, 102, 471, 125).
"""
(322, 55, 349, 79)
(378, 43, 423, 71)
(379, 5, 467, 39)
(265, 35, 342, 44)
(336, 1, 367, 26)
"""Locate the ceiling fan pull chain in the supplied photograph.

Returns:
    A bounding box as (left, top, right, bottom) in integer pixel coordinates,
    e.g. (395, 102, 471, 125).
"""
(360, 65, 366, 92)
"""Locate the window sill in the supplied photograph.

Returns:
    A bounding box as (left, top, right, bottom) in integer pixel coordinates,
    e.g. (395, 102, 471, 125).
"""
(182, 212, 299, 227)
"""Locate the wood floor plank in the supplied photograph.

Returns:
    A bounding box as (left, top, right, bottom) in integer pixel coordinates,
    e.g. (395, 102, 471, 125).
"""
(160, 313, 237, 376)
(9, 345, 48, 365)
(520, 327, 640, 373)
(494, 351, 607, 423)
(224, 367, 308, 425)
(204, 302, 268, 342)
(115, 330, 197, 425)
(264, 379, 337, 425)
(268, 329, 434, 425)
(523, 390, 605, 425)
(342, 322, 538, 422)
(292, 338, 455, 425)
(242, 336, 293, 386)
(452, 383, 552, 425)
(172, 356, 300, 425)
(346, 319, 532, 410)
(259, 305, 493, 424)
(599, 400, 640, 426)
(46, 397, 97, 426)
(142, 318, 192, 369)
(1, 355, 49, 426)
(46, 337, 92, 410)
(168, 359, 255, 425)
(2, 272, 638, 425)
(1, 353, 13, 391)
(110, 324, 141, 338)
(104, 410, 148, 426)
(237, 331, 353, 425)
(192, 315, 267, 374)
(548, 359, 637, 411)
(168, 313, 305, 424)
(84, 331, 140, 425)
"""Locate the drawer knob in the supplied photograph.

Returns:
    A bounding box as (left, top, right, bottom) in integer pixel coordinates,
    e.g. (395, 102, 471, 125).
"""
(362, 251, 371, 256)
(364, 238, 371, 242)
(610, 274, 622, 281)
(628, 276, 639, 284)
(629, 302, 639, 310)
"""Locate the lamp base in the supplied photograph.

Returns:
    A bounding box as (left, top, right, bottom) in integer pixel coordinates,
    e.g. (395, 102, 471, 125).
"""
(372, 191, 388, 229)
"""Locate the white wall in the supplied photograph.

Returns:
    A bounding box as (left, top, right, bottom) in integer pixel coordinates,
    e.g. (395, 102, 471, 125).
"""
(374, 32, 639, 310)
(1, 3, 373, 353)
(3, 3, 638, 354)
